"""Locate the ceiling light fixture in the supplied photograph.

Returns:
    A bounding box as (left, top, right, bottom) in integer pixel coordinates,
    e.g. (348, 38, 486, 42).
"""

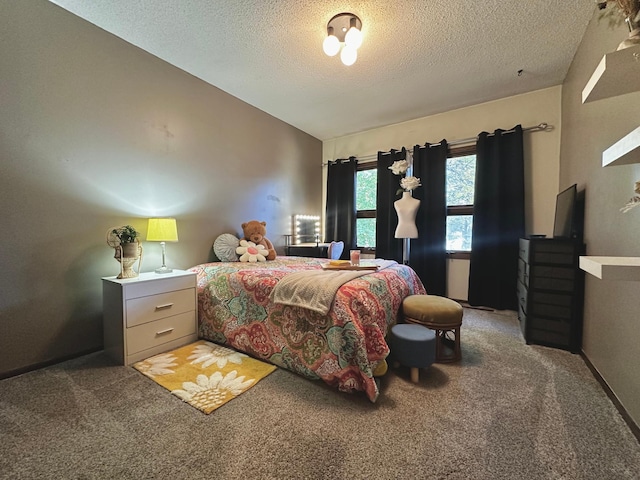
(322, 13, 362, 66)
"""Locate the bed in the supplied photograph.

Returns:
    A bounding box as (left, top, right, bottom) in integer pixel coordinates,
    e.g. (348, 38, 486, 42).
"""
(189, 256, 425, 401)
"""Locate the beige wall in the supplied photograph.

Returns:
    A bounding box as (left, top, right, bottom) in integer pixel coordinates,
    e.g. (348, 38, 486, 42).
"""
(560, 13, 640, 425)
(0, 1, 322, 376)
(323, 87, 563, 299)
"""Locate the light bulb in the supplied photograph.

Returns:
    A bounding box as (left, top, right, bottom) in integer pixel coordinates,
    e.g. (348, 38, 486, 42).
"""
(340, 45, 357, 66)
(323, 34, 340, 57)
(344, 26, 362, 49)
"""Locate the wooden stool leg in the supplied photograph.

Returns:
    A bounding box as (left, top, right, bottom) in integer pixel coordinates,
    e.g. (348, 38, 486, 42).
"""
(435, 327, 462, 363)
(454, 326, 461, 361)
(434, 329, 443, 361)
(410, 367, 419, 383)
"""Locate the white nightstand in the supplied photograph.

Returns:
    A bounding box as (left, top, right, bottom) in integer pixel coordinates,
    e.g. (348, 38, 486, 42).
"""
(102, 270, 198, 365)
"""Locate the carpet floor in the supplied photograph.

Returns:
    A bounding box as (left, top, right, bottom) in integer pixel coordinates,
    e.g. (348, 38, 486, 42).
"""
(1, 308, 639, 479)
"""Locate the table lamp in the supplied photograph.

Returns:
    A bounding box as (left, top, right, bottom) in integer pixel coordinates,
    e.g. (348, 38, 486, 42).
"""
(147, 218, 178, 274)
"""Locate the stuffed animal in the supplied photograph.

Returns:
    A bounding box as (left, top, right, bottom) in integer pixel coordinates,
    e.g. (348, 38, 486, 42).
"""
(241, 220, 277, 260)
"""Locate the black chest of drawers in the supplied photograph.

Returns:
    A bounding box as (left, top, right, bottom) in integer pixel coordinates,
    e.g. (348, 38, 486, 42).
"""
(517, 237, 585, 353)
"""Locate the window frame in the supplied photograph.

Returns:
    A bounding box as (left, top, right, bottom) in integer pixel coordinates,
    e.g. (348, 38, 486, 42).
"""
(446, 144, 476, 259)
(355, 162, 377, 254)
(353, 145, 476, 257)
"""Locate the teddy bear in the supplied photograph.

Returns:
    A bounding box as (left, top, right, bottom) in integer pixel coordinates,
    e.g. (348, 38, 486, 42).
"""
(241, 220, 277, 260)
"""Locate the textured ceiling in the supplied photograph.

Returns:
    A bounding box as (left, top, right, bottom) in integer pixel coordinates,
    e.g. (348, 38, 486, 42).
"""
(48, 0, 595, 141)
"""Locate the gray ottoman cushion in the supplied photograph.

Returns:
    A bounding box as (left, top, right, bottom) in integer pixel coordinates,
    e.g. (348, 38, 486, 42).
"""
(390, 323, 436, 368)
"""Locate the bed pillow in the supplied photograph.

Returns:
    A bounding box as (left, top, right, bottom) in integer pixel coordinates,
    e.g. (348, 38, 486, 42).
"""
(213, 233, 240, 262)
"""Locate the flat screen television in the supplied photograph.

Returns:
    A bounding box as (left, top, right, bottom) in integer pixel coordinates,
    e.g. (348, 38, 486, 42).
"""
(553, 183, 578, 239)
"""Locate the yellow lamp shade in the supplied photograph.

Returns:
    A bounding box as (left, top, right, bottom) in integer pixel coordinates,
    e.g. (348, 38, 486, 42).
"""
(147, 218, 178, 242)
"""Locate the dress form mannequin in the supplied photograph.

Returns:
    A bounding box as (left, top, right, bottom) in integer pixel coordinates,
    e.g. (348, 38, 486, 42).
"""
(394, 191, 420, 238)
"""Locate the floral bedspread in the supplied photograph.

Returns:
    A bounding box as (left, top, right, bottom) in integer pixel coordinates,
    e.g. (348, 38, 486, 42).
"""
(189, 256, 426, 402)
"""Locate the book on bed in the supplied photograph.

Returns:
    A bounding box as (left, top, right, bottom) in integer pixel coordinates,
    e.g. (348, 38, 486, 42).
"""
(321, 263, 378, 271)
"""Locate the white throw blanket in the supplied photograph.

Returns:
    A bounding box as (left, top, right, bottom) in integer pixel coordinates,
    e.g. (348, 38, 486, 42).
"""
(270, 260, 397, 314)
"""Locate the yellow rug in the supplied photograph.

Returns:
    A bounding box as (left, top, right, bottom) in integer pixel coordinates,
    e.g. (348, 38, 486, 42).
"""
(133, 340, 277, 414)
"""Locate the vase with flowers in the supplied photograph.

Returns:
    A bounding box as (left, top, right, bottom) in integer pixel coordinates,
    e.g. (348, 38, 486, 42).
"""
(106, 225, 143, 278)
(620, 181, 640, 212)
(597, 0, 640, 50)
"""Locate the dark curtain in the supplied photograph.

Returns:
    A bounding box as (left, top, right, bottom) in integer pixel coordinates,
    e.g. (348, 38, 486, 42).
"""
(325, 157, 357, 260)
(412, 141, 448, 296)
(468, 125, 525, 310)
(375, 149, 406, 262)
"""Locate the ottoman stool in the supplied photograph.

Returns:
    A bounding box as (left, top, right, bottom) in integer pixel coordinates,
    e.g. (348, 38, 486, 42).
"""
(389, 323, 436, 383)
(402, 295, 463, 363)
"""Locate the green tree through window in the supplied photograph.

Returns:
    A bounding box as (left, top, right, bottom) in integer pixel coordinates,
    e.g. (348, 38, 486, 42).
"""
(356, 168, 376, 249)
(352, 149, 476, 253)
(446, 153, 476, 252)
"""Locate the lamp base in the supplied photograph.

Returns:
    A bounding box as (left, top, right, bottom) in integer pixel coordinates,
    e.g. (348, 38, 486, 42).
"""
(155, 266, 173, 274)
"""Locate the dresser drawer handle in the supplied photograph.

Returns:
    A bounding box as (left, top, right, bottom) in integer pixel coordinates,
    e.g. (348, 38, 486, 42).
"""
(156, 328, 174, 336)
(155, 303, 174, 310)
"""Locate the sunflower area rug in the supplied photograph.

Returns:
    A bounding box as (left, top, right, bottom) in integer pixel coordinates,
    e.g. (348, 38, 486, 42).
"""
(133, 340, 277, 414)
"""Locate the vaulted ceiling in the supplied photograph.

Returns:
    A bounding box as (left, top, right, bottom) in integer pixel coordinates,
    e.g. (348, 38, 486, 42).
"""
(49, 0, 596, 140)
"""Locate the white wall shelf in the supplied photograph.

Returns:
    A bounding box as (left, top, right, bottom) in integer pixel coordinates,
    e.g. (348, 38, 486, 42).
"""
(579, 256, 640, 281)
(581, 47, 640, 281)
(582, 45, 640, 104)
(603, 126, 640, 167)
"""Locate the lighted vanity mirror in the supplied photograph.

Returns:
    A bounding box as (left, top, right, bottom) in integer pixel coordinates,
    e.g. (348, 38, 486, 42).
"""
(293, 215, 320, 245)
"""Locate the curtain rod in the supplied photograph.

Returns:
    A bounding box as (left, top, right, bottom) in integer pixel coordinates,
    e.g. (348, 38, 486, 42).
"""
(325, 122, 552, 165)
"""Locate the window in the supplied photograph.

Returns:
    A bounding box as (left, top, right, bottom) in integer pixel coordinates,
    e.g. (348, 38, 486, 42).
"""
(446, 146, 476, 255)
(356, 165, 376, 252)
(352, 147, 476, 256)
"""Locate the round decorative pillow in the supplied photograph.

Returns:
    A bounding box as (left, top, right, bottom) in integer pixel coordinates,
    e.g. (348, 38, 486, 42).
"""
(213, 233, 240, 262)
(236, 240, 268, 262)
